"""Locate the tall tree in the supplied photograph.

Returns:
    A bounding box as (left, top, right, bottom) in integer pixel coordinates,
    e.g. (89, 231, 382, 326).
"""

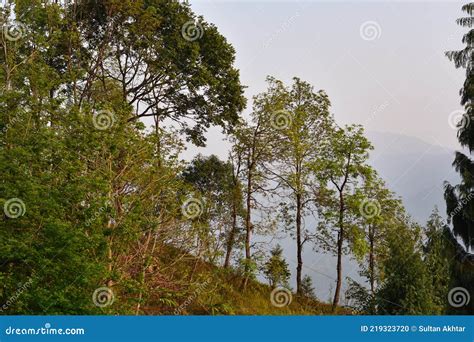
(1, 0, 245, 145)
(231, 121, 274, 288)
(445, 2, 474, 252)
(75, 0, 246, 145)
(359, 176, 401, 296)
(315, 125, 373, 311)
(256, 76, 333, 294)
(443, 2, 474, 316)
(346, 178, 407, 314)
(224, 147, 245, 268)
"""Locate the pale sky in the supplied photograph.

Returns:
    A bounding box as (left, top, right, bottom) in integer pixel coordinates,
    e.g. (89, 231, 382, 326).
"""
(184, 0, 467, 159)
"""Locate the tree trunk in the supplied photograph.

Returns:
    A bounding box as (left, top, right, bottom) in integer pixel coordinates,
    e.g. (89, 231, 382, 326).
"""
(332, 191, 344, 311)
(296, 192, 303, 294)
(242, 163, 252, 289)
(245, 171, 252, 261)
(369, 225, 375, 294)
(224, 197, 237, 268)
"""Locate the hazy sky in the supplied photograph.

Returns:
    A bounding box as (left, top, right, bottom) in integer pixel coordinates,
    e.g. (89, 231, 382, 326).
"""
(184, 0, 467, 159)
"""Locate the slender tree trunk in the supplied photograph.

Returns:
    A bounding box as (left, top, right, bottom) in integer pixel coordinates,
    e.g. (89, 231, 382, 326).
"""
(242, 163, 252, 289)
(368, 224, 376, 313)
(369, 225, 375, 294)
(224, 198, 237, 268)
(296, 192, 303, 294)
(245, 172, 252, 261)
(154, 116, 162, 168)
(332, 191, 344, 311)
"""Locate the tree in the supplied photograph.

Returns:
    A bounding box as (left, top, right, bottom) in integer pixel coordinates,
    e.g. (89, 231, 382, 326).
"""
(256, 76, 333, 294)
(181, 154, 244, 265)
(0, 0, 245, 314)
(231, 121, 275, 288)
(375, 218, 438, 315)
(443, 2, 474, 316)
(423, 207, 450, 314)
(1, 0, 245, 149)
(300, 275, 316, 299)
(75, 0, 246, 145)
(444, 2, 474, 252)
(263, 245, 290, 288)
(224, 149, 245, 268)
(315, 125, 373, 311)
(441, 228, 474, 314)
(345, 176, 403, 313)
(359, 177, 401, 295)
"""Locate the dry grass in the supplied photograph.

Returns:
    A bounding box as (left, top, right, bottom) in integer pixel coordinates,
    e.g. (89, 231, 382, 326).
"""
(140, 245, 352, 315)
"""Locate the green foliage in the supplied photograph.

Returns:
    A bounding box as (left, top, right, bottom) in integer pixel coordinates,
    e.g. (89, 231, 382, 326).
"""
(181, 154, 245, 264)
(300, 275, 316, 300)
(442, 3, 474, 316)
(348, 207, 457, 316)
(346, 279, 375, 314)
(251, 76, 334, 293)
(0, 0, 244, 314)
(315, 125, 374, 256)
(237, 258, 258, 282)
(423, 208, 450, 314)
(444, 2, 474, 251)
(375, 220, 438, 315)
(314, 124, 374, 309)
(0, 0, 460, 317)
(263, 245, 291, 288)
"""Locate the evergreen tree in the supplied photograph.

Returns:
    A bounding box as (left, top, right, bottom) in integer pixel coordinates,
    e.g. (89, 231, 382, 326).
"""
(445, 2, 474, 252)
(300, 275, 316, 299)
(443, 2, 474, 316)
(263, 245, 290, 288)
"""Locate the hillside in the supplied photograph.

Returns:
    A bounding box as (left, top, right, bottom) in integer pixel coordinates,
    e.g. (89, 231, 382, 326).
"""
(138, 246, 351, 315)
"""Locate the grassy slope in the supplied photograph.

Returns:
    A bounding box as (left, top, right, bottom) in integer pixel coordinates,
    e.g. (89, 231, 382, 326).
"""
(140, 246, 351, 315)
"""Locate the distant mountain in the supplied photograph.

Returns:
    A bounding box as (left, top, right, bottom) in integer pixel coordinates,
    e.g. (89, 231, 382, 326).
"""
(366, 131, 460, 224)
